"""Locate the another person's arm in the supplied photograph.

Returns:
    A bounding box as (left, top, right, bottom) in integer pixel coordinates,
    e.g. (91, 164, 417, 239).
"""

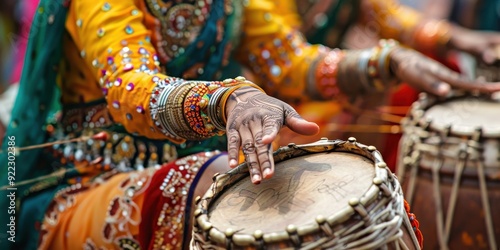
(237, 0, 500, 100)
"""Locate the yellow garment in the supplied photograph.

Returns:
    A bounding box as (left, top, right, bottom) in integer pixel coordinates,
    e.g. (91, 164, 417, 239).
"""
(360, 0, 422, 42)
(275, 0, 425, 49)
(64, 0, 169, 140)
(39, 171, 144, 249)
(235, 0, 326, 101)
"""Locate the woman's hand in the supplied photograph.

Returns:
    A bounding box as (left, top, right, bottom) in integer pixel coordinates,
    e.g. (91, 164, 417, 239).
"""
(389, 47, 500, 96)
(448, 25, 500, 64)
(225, 87, 319, 184)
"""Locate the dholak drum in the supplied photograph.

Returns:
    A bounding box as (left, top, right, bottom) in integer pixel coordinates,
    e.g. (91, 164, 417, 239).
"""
(192, 138, 421, 249)
(397, 93, 500, 250)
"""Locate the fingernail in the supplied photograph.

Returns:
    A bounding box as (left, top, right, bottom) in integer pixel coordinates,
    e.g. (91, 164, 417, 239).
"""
(252, 174, 261, 184)
(436, 84, 450, 95)
(263, 168, 272, 178)
(483, 52, 496, 64)
(229, 159, 238, 168)
(492, 91, 500, 101)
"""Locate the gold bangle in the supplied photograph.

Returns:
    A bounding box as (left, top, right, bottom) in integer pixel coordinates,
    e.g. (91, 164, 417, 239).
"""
(165, 82, 198, 139)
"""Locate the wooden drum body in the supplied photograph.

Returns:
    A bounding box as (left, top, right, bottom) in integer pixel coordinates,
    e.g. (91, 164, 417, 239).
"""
(192, 138, 420, 249)
(398, 94, 500, 250)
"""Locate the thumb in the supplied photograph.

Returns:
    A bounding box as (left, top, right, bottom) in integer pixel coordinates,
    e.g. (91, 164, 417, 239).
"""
(261, 109, 320, 144)
(482, 47, 497, 65)
(285, 113, 320, 136)
(425, 82, 451, 97)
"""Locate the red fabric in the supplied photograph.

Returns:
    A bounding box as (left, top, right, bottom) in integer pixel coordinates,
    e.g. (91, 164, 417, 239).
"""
(138, 165, 165, 249)
(405, 199, 424, 249)
(138, 152, 215, 249)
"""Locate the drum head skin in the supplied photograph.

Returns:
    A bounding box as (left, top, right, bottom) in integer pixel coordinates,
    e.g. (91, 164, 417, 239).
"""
(208, 152, 374, 234)
(422, 97, 500, 136)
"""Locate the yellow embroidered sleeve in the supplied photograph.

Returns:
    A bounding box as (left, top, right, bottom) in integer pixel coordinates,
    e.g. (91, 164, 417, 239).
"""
(66, 0, 180, 141)
(235, 0, 331, 102)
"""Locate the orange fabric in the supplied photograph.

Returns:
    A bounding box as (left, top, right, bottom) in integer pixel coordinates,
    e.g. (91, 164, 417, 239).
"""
(38, 171, 146, 249)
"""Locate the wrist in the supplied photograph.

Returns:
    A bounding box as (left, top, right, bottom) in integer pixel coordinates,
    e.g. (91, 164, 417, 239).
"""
(216, 77, 266, 127)
(337, 39, 400, 99)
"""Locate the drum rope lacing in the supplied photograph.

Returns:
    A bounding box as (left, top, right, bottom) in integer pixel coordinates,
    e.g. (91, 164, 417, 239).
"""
(397, 93, 499, 250)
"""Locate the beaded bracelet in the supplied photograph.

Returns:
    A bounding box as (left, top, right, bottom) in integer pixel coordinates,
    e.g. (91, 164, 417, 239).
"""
(152, 76, 266, 141)
(183, 82, 224, 138)
(312, 49, 346, 100)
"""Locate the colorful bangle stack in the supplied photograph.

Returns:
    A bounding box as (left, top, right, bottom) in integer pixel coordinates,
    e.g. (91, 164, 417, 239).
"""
(150, 76, 265, 141)
(311, 49, 346, 100)
(411, 20, 452, 53)
(335, 39, 400, 99)
(365, 39, 399, 92)
(207, 87, 230, 131)
(165, 81, 201, 139)
(151, 77, 186, 143)
(181, 81, 228, 139)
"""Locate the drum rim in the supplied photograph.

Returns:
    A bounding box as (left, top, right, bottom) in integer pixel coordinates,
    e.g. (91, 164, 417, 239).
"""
(192, 138, 408, 248)
(405, 92, 500, 138)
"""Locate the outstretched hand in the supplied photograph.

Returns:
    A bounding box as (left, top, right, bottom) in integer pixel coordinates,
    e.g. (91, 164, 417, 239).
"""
(225, 86, 319, 184)
(389, 47, 500, 96)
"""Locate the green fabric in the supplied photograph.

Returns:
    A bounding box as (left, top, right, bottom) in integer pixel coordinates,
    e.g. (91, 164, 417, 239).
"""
(305, 0, 360, 48)
(16, 186, 62, 250)
(165, 0, 238, 80)
(0, 0, 67, 248)
(476, 0, 500, 31)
